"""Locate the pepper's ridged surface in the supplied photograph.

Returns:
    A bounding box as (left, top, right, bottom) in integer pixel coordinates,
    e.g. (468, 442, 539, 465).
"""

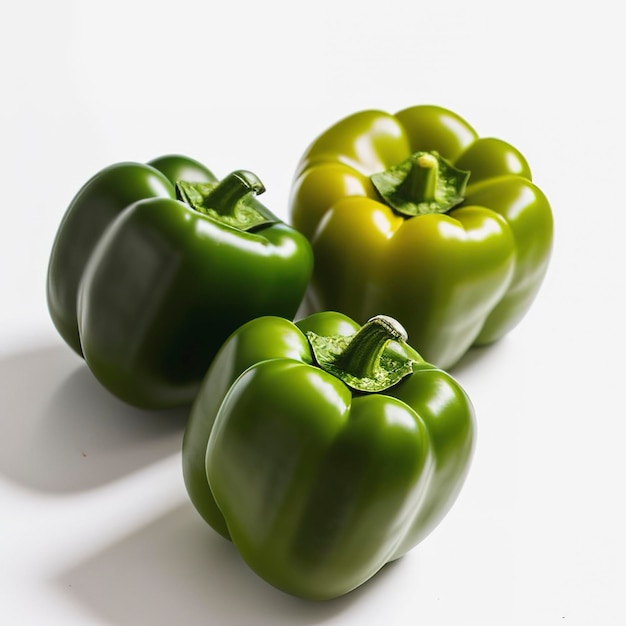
(183, 312, 475, 599)
(289, 105, 553, 369)
(47, 156, 313, 408)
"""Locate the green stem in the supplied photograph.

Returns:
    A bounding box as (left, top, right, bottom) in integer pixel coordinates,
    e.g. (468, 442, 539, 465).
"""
(176, 171, 278, 231)
(306, 315, 414, 393)
(200, 171, 264, 216)
(334, 315, 408, 379)
(370, 150, 470, 217)
(400, 153, 439, 203)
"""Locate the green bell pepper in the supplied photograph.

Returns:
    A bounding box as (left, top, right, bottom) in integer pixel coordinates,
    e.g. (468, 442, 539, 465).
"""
(47, 155, 313, 409)
(182, 311, 475, 600)
(289, 105, 554, 369)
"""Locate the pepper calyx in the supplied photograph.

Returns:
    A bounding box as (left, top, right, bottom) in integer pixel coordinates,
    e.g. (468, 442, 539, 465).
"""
(176, 170, 279, 231)
(306, 315, 416, 393)
(370, 150, 470, 217)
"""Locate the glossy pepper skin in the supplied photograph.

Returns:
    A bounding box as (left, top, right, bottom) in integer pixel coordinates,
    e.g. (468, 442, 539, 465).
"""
(47, 155, 313, 409)
(182, 311, 475, 600)
(289, 105, 554, 369)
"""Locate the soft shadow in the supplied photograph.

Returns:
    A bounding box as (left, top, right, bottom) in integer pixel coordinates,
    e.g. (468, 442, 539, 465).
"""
(53, 504, 404, 625)
(0, 344, 187, 492)
(448, 337, 511, 379)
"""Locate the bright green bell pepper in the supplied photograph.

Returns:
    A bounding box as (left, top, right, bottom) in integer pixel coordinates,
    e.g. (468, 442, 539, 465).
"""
(289, 105, 554, 369)
(47, 155, 313, 409)
(182, 311, 475, 600)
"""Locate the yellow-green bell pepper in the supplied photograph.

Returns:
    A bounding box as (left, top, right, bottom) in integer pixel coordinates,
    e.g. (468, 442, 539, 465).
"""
(289, 105, 554, 368)
(182, 311, 475, 600)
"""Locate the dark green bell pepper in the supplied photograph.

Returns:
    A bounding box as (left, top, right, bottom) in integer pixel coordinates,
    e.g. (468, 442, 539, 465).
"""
(183, 311, 475, 600)
(47, 155, 313, 409)
(289, 105, 554, 369)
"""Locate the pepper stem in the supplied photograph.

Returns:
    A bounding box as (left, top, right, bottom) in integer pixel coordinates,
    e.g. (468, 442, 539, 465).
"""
(370, 150, 470, 217)
(197, 171, 264, 216)
(402, 153, 439, 202)
(176, 171, 278, 231)
(306, 315, 415, 393)
(334, 316, 408, 379)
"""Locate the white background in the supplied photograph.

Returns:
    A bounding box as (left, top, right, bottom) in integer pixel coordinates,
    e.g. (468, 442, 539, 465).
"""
(2, 1, 624, 624)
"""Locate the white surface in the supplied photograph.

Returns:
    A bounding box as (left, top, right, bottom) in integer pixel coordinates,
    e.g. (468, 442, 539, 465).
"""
(2, 1, 624, 624)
